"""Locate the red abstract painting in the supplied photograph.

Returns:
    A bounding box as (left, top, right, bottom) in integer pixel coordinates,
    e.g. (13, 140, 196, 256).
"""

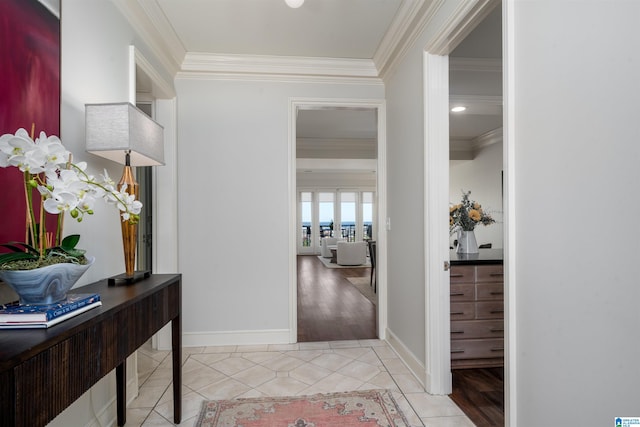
(0, 0, 60, 250)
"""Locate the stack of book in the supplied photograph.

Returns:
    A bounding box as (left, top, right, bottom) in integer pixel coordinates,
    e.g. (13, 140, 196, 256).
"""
(0, 293, 102, 329)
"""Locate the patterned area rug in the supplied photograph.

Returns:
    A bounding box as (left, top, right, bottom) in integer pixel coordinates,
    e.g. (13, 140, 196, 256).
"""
(195, 390, 409, 427)
(346, 277, 377, 306)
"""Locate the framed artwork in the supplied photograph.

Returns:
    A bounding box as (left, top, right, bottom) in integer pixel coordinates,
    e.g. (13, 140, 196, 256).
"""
(0, 0, 60, 250)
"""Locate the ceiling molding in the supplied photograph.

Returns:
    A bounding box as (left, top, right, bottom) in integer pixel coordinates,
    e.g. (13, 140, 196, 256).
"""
(175, 70, 384, 86)
(377, 0, 444, 80)
(449, 126, 502, 160)
(112, 0, 183, 77)
(297, 137, 377, 159)
(450, 57, 502, 72)
(180, 53, 380, 79)
(296, 158, 377, 172)
(424, 0, 500, 55)
(474, 126, 502, 150)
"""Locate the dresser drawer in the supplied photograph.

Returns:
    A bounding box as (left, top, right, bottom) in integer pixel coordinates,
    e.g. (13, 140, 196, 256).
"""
(476, 265, 504, 282)
(476, 301, 504, 319)
(450, 338, 504, 360)
(476, 283, 504, 300)
(450, 302, 475, 320)
(450, 283, 474, 301)
(450, 320, 504, 339)
(450, 266, 475, 283)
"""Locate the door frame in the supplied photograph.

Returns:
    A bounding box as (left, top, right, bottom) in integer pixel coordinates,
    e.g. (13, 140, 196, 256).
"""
(288, 98, 387, 343)
(421, 0, 508, 401)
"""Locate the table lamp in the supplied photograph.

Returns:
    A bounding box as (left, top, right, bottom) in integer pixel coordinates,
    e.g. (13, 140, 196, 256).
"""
(85, 102, 164, 285)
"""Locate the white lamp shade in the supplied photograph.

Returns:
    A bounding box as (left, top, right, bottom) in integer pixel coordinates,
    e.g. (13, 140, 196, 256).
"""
(85, 102, 164, 166)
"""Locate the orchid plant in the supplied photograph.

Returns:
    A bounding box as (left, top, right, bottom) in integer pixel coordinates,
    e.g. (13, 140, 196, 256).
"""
(0, 127, 142, 269)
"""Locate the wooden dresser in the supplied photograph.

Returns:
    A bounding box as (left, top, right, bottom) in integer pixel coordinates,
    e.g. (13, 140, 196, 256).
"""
(450, 249, 504, 369)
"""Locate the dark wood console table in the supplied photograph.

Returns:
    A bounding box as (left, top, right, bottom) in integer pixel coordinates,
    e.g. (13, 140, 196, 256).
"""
(0, 274, 182, 427)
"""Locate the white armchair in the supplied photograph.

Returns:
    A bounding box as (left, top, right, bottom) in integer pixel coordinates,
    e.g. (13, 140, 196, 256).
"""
(320, 237, 343, 258)
(337, 241, 367, 266)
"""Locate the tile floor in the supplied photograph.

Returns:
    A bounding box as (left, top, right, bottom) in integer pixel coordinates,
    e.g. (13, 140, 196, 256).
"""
(127, 339, 475, 427)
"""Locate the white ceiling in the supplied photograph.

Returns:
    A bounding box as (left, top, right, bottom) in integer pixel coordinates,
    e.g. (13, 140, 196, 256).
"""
(126, 0, 502, 162)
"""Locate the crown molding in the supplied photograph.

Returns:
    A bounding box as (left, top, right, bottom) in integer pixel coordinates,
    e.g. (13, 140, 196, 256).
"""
(180, 52, 381, 79)
(473, 126, 502, 150)
(112, 0, 183, 77)
(376, 0, 444, 80)
(450, 126, 502, 160)
(175, 70, 384, 86)
(450, 57, 502, 72)
(424, 0, 500, 55)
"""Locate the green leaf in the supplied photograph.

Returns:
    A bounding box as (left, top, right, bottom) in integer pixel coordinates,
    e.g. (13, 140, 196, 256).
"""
(61, 234, 81, 251)
(0, 251, 37, 265)
(0, 242, 39, 255)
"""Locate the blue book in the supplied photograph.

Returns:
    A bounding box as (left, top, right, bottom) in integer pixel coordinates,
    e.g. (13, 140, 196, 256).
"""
(0, 293, 101, 323)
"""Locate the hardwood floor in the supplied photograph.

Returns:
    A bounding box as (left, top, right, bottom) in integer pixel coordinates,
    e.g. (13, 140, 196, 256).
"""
(297, 255, 504, 426)
(450, 367, 505, 426)
(297, 255, 376, 342)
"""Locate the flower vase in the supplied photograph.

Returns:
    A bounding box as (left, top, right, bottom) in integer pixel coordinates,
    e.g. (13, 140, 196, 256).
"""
(457, 230, 478, 254)
(0, 256, 95, 305)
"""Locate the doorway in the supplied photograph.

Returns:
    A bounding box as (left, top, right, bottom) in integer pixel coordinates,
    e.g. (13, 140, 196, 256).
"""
(289, 99, 387, 343)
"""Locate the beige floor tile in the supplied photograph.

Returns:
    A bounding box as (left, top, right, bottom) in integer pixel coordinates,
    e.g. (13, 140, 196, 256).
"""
(298, 341, 331, 350)
(329, 340, 362, 348)
(137, 342, 477, 427)
(202, 345, 237, 353)
(154, 389, 207, 423)
(289, 362, 333, 385)
(405, 393, 465, 418)
(208, 356, 257, 376)
(232, 364, 277, 388)
(129, 385, 168, 408)
(309, 352, 354, 371)
(381, 357, 412, 375)
(240, 350, 282, 364)
(256, 375, 310, 396)
(126, 407, 152, 427)
(338, 359, 383, 382)
(197, 376, 252, 400)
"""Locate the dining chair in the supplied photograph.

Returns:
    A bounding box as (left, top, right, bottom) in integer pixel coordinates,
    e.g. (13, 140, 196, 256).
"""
(367, 240, 377, 292)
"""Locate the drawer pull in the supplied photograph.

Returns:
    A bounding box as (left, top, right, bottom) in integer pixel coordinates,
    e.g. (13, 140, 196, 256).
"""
(451, 312, 466, 315)
(490, 291, 504, 296)
(490, 309, 504, 314)
(489, 273, 504, 277)
(450, 292, 466, 296)
(450, 274, 464, 278)
(490, 328, 504, 333)
(451, 349, 465, 353)
(490, 347, 504, 352)
(451, 330, 465, 334)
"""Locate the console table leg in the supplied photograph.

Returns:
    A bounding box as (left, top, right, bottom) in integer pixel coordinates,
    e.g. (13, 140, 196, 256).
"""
(172, 315, 182, 423)
(116, 362, 126, 426)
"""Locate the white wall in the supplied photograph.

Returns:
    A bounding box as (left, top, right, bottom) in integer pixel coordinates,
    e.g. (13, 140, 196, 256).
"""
(384, 0, 470, 373)
(450, 141, 503, 248)
(52, 1, 173, 425)
(175, 77, 383, 344)
(511, 0, 640, 424)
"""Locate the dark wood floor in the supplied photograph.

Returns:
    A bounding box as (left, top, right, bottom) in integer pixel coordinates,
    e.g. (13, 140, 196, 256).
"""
(296, 254, 503, 426)
(450, 367, 504, 426)
(297, 255, 376, 342)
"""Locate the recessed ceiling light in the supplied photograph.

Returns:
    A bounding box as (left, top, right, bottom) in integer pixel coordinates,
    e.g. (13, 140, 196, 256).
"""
(451, 106, 466, 112)
(285, 0, 304, 8)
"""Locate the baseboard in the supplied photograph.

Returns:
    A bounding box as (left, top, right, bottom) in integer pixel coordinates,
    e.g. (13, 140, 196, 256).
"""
(385, 327, 427, 389)
(181, 328, 292, 348)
